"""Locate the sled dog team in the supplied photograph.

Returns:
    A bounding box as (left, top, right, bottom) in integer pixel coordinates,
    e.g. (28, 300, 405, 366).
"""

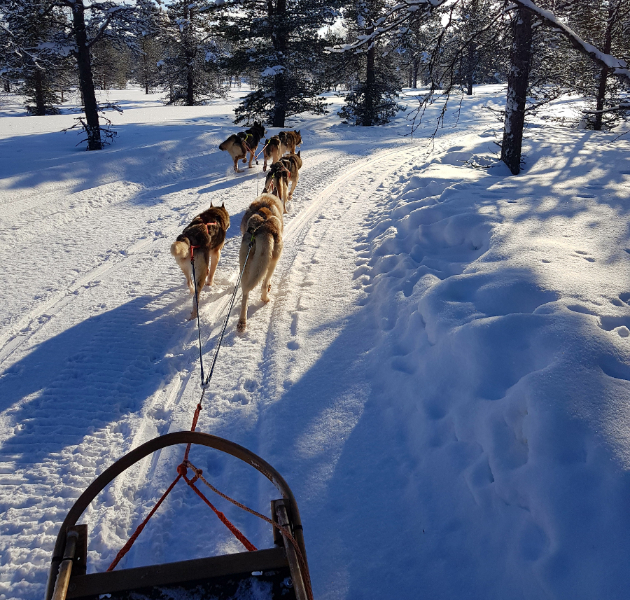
(171, 123, 302, 331)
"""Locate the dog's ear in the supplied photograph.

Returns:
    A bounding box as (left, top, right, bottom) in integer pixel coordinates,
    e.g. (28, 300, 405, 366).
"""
(297, 150, 301, 157)
(221, 202, 225, 207)
(297, 130, 300, 135)
(210, 201, 213, 207)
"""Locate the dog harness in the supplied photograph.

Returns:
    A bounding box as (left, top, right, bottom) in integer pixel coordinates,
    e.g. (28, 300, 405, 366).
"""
(189, 222, 218, 260)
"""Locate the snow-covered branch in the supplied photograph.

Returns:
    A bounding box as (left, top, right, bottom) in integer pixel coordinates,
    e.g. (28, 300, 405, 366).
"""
(511, 0, 630, 85)
(329, 0, 452, 53)
(87, 6, 134, 48)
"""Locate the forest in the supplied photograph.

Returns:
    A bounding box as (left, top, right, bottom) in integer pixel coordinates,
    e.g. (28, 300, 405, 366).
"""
(1, 0, 629, 171)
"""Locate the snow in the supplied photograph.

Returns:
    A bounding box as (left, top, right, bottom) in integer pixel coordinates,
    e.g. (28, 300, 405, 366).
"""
(1, 85, 630, 600)
(260, 66, 285, 77)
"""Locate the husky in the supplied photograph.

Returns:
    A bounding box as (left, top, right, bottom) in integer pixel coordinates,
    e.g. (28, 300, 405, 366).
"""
(219, 122, 266, 172)
(237, 194, 284, 332)
(262, 152, 302, 213)
(170, 203, 230, 320)
(262, 135, 281, 172)
(278, 130, 302, 155)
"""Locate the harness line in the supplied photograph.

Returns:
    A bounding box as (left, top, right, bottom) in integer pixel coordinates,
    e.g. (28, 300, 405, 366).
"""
(104, 225, 318, 598)
(203, 236, 255, 387)
(107, 236, 259, 572)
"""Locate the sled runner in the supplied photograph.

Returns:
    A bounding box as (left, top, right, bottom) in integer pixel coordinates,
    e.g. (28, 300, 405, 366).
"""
(45, 431, 312, 600)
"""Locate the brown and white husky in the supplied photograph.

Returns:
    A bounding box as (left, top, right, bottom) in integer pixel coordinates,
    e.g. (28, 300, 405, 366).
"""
(170, 203, 230, 319)
(237, 194, 284, 332)
(262, 152, 302, 213)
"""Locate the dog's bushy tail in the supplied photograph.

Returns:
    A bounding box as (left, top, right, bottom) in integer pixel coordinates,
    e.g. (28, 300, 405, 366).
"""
(171, 238, 190, 260)
(276, 175, 288, 202)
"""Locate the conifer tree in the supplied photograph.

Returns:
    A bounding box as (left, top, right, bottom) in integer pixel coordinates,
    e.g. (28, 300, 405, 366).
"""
(158, 0, 225, 105)
(0, 0, 73, 115)
(562, 0, 630, 130)
(215, 0, 340, 126)
(132, 0, 162, 94)
(337, 0, 404, 126)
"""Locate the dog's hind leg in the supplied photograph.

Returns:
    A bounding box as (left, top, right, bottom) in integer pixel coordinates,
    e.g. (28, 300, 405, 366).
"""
(248, 146, 257, 168)
(237, 243, 256, 332)
(177, 258, 194, 294)
(238, 268, 256, 331)
(280, 178, 289, 213)
(207, 248, 221, 286)
(237, 289, 250, 332)
(288, 171, 299, 199)
(189, 255, 208, 320)
(261, 241, 283, 302)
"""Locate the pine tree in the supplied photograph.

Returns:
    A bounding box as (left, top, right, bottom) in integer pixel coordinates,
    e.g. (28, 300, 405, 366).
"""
(562, 0, 630, 130)
(0, 0, 73, 115)
(337, 0, 404, 126)
(157, 0, 225, 106)
(46, 0, 136, 149)
(132, 0, 162, 94)
(215, 0, 340, 126)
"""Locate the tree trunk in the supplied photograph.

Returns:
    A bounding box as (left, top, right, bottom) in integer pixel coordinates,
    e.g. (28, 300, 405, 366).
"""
(500, 7, 533, 175)
(594, 4, 615, 131)
(33, 69, 46, 116)
(466, 43, 474, 95)
(71, 1, 102, 150)
(271, 0, 288, 127)
(412, 60, 419, 88)
(186, 60, 194, 105)
(362, 24, 376, 126)
(465, 0, 479, 96)
(142, 40, 150, 94)
(184, 5, 195, 106)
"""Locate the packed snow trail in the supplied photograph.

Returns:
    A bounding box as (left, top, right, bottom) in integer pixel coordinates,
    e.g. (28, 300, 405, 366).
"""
(0, 89, 420, 598)
(2, 87, 630, 600)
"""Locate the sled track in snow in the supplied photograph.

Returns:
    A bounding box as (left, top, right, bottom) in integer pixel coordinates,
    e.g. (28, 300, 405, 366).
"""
(0, 141, 420, 597)
(0, 146, 341, 367)
(107, 141, 425, 535)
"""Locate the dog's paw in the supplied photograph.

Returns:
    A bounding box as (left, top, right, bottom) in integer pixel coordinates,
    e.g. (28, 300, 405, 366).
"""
(206, 279, 214, 287)
(242, 158, 247, 163)
(188, 312, 197, 321)
(237, 320, 247, 332)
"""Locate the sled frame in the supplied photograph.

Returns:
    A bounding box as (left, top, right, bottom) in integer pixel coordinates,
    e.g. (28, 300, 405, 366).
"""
(45, 431, 310, 600)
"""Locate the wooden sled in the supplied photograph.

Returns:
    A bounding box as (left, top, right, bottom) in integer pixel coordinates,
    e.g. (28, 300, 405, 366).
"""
(45, 431, 312, 600)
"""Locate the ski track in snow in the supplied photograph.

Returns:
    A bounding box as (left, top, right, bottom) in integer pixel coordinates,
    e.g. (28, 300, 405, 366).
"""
(2, 87, 630, 600)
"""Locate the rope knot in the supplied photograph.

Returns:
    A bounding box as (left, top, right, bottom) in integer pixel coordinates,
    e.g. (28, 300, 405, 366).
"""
(177, 463, 188, 477)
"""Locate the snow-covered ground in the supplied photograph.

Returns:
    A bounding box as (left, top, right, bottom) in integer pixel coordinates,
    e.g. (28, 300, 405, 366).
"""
(1, 85, 630, 600)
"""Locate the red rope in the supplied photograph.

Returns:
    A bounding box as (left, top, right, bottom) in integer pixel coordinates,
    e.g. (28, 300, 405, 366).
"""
(106, 239, 260, 570)
(181, 468, 257, 552)
(106, 473, 182, 571)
